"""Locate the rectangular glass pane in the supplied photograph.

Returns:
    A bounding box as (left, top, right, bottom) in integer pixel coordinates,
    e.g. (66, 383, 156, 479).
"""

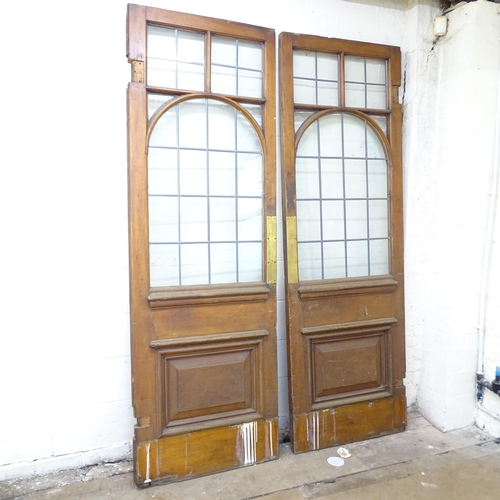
(148, 148, 178, 195)
(345, 200, 367, 239)
(370, 239, 389, 275)
(147, 58, 176, 88)
(238, 198, 262, 241)
(345, 56, 365, 82)
(343, 114, 366, 158)
(345, 82, 366, 108)
(209, 152, 235, 196)
(147, 26, 176, 59)
(210, 242, 237, 284)
(210, 197, 236, 242)
(298, 242, 322, 281)
(323, 241, 346, 279)
(181, 243, 208, 285)
(208, 101, 235, 150)
(212, 36, 237, 66)
(177, 62, 205, 92)
(297, 200, 321, 241)
(238, 242, 262, 282)
(150, 243, 179, 287)
(318, 114, 342, 157)
(212, 65, 237, 95)
(238, 40, 263, 71)
(180, 197, 207, 242)
(321, 159, 343, 199)
(369, 200, 389, 238)
(317, 53, 338, 81)
(366, 84, 387, 110)
(237, 153, 262, 196)
(294, 78, 317, 105)
(317, 80, 339, 106)
(344, 159, 367, 199)
(238, 69, 262, 98)
(365, 58, 386, 84)
(347, 240, 368, 277)
(296, 158, 320, 199)
(178, 101, 206, 148)
(177, 30, 205, 63)
(322, 200, 344, 240)
(147, 26, 176, 88)
(179, 150, 207, 195)
(149, 196, 178, 243)
(367, 160, 388, 198)
(293, 50, 316, 79)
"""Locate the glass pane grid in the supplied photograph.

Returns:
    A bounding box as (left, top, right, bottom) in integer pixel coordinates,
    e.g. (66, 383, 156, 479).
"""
(147, 26, 206, 91)
(148, 99, 263, 287)
(293, 50, 339, 106)
(211, 36, 263, 97)
(344, 56, 388, 110)
(296, 113, 389, 280)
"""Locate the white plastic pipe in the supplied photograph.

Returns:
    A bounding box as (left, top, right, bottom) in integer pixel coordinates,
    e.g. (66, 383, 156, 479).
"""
(477, 39, 500, 380)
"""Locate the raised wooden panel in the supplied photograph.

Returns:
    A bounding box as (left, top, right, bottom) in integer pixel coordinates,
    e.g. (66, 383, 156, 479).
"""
(165, 349, 254, 420)
(302, 318, 394, 410)
(311, 333, 388, 402)
(150, 300, 270, 337)
(153, 331, 267, 434)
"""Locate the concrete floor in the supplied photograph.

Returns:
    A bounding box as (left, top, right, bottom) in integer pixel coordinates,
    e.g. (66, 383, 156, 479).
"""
(2, 412, 500, 500)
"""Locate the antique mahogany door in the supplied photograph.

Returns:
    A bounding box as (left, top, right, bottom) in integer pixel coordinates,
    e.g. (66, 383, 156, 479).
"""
(279, 33, 406, 452)
(127, 5, 278, 484)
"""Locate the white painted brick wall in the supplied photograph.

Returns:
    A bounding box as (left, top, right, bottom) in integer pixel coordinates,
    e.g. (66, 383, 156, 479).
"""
(413, 1, 500, 432)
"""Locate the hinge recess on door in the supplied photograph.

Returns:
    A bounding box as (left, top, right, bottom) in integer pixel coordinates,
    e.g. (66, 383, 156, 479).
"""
(266, 216, 277, 284)
(130, 60, 145, 83)
(286, 216, 298, 284)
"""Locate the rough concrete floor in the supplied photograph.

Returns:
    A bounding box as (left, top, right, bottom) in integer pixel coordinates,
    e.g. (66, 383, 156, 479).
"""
(2, 412, 500, 500)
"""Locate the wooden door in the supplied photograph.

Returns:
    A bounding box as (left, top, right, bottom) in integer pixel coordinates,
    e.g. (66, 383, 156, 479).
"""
(127, 5, 278, 485)
(279, 33, 406, 453)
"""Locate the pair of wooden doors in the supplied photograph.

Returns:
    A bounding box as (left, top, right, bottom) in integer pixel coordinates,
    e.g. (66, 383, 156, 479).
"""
(127, 4, 405, 485)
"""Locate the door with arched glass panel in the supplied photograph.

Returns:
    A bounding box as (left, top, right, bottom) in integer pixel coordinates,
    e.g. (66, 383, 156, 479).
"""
(280, 33, 406, 453)
(127, 5, 277, 484)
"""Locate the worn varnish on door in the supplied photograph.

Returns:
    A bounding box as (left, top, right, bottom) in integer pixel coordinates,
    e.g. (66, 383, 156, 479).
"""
(127, 5, 278, 484)
(279, 33, 406, 452)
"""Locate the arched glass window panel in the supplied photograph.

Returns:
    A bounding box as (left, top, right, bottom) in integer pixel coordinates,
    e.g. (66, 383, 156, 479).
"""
(148, 98, 264, 287)
(295, 112, 389, 281)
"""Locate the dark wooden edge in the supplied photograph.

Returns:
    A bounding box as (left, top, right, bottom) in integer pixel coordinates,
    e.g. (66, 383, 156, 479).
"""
(145, 5, 275, 39)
